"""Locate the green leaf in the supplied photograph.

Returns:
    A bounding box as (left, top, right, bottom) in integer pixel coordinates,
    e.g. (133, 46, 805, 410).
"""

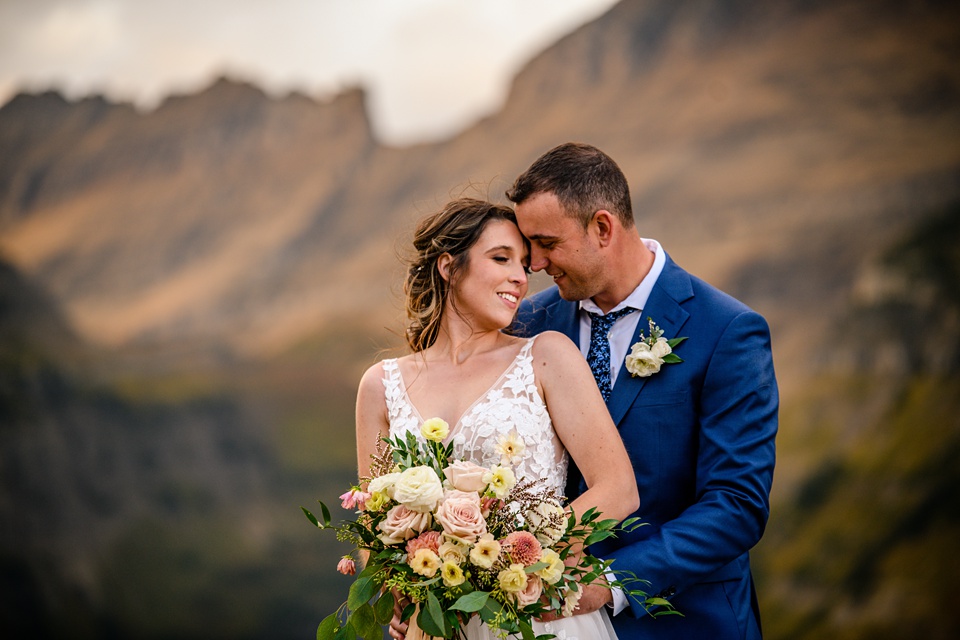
(317, 612, 340, 639)
(418, 591, 450, 637)
(518, 618, 536, 640)
(525, 561, 549, 573)
(347, 576, 377, 610)
(333, 621, 357, 640)
(302, 507, 321, 528)
(479, 598, 504, 625)
(351, 603, 380, 640)
(662, 354, 683, 364)
(450, 590, 490, 613)
(667, 336, 688, 348)
(318, 501, 332, 526)
(374, 592, 395, 625)
(645, 596, 673, 608)
(584, 530, 616, 546)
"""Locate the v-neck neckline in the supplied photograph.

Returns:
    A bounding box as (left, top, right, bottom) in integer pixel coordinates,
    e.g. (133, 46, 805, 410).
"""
(397, 339, 530, 433)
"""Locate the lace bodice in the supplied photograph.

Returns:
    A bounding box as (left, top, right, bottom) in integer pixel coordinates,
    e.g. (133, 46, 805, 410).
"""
(382, 337, 569, 496)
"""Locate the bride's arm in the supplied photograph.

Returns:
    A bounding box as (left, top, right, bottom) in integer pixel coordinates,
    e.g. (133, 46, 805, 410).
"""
(355, 362, 390, 480)
(532, 331, 639, 523)
(356, 363, 411, 640)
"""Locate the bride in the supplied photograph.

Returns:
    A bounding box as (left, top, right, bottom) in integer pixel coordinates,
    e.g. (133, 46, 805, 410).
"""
(355, 198, 638, 639)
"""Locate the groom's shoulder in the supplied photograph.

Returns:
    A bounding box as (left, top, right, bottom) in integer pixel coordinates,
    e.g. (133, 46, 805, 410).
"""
(518, 286, 565, 318)
(668, 260, 762, 322)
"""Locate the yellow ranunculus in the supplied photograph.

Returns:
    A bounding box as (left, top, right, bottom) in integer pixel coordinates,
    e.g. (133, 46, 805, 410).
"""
(498, 563, 528, 593)
(536, 548, 564, 584)
(409, 548, 441, 578)
(441, 561, 466, 587)
(482, 465, 517, 499)
(420, 417, 450, 442)
(469, 533, 501, 569)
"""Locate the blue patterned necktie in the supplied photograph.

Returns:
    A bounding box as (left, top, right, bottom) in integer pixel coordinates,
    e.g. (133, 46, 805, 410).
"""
(586, 307, 636, 402)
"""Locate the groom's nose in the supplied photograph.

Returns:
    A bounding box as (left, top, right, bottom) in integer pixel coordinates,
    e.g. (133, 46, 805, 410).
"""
(529, 247, 549, 272)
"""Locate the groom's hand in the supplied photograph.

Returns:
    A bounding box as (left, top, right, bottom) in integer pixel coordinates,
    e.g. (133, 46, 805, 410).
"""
(539, 583, 613, 621)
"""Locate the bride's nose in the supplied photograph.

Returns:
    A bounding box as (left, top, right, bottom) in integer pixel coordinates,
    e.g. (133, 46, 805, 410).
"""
(510, 264, 528, 285)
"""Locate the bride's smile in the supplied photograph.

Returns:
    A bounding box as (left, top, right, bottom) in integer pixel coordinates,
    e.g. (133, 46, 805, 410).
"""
(443, 219, 529, 331)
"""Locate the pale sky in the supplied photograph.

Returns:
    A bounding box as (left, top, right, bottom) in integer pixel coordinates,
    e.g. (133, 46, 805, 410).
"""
(0, 0, 620, 145)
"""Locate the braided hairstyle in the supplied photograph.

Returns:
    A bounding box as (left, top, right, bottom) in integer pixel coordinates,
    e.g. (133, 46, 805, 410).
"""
(404, 198, 521, 352)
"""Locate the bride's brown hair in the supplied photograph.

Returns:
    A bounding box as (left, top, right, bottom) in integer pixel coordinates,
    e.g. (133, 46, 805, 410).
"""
(404, 198, 521, 352)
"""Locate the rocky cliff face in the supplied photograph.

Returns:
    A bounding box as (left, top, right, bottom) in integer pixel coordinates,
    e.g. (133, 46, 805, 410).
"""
(1, 0, 959, 637)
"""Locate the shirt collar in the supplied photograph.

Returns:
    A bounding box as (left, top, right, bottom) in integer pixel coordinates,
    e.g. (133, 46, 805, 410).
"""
(579, 238, 665, 316)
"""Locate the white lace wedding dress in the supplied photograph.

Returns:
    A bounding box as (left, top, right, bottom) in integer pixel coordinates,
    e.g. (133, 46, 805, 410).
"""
(382, 337, 620, 640)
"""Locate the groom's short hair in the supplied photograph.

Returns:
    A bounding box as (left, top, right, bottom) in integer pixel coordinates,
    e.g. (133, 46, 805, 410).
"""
(506, 142, 634, 228)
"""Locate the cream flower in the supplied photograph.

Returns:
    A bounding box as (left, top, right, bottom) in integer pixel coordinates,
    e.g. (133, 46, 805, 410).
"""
(393, 466, 444, 512)
(420, 417, 450, 443)
(525, 499, 566, 546)
(469, 533, 501, 569)
(624, 342, 662, 378)
(409, 548, 441, 578)
(536, 548, 564, 584)
(651, 337, 673, 359)
(438, 540, 469, 565)
(440, 561, 466, 587)
(482, 465, 516, 499)
(562, 583, 583, 617)
(494, 431, 526, 465)
(367, 472, 401, 499)
(498, 563, 528, 594)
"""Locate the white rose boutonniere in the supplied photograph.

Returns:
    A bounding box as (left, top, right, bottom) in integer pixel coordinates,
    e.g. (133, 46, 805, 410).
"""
(625, 318, 687, 378)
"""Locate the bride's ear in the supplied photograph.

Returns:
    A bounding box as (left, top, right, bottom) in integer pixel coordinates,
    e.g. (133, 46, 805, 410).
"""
(437, 253, 453, 281)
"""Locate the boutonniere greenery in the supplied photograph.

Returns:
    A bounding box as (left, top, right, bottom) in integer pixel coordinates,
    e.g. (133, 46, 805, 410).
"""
(624, 318, 687, 378)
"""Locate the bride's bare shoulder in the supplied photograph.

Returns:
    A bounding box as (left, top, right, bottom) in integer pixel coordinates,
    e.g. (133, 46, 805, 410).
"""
(529, 330, 581, 361)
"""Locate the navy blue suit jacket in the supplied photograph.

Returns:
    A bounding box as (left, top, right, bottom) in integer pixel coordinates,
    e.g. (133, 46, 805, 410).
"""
(515, 255, 778, 640)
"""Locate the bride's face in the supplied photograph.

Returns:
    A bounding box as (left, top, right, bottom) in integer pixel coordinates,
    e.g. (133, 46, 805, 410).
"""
(444, 219, 530, 331)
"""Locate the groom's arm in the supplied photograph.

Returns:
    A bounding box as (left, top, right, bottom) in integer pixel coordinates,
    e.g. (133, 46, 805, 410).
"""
(609, 309, 778, 616)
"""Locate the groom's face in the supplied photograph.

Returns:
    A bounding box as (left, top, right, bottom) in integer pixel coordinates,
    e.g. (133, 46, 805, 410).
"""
(514, 192, 604, 302)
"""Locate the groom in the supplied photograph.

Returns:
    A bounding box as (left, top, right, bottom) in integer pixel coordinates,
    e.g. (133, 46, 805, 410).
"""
(509, 142, 778, 639)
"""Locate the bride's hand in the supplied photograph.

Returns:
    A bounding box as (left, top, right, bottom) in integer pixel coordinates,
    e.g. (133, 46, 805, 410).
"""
(538, 580, 612, 622)
(388, 590, 409, 640)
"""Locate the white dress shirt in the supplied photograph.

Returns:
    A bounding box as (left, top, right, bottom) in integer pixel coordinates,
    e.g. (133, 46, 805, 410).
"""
(576, 238, 665, 616)
(578, 238, 666, 381)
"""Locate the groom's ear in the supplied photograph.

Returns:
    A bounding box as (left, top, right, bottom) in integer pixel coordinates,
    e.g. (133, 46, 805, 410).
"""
(593, 210, 615, 248)
(437, 253, 453, 281)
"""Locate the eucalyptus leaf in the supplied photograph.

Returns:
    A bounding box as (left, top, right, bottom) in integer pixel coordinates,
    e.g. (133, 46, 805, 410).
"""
(317, 612, 339, 640)
(418, 591, 450, 637)
(374, 592, 395, 625)
(351, 603, 380, 640)
(450, 590, 490, 613)
(347, 576, 377, 610)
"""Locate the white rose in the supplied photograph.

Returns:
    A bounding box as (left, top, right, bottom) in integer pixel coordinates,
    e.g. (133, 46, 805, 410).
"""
(368, 472, 401, 499)
(526, 499, 566, 546)
(392, 466, 444, 512)
(651, 337, 672, 359)
(625, 342, 662, 378)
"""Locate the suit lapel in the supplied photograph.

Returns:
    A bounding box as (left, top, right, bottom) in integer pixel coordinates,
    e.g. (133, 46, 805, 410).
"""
(608, 257, 693, 426)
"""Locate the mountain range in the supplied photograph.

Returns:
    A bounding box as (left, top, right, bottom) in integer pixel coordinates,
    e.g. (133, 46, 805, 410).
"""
(1, 0, 959, 637)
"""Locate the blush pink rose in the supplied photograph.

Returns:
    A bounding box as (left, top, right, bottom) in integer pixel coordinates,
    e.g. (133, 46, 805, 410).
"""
(378, 504, 432, 545)
(406, 530, 442, 557)
(444, 460, 489, 493)
(515, 573, 543, 608)
(435, 490, 487, 544)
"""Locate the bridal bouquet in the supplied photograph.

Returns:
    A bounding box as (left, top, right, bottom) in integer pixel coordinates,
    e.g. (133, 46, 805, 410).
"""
(303, 419, 672, 640)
